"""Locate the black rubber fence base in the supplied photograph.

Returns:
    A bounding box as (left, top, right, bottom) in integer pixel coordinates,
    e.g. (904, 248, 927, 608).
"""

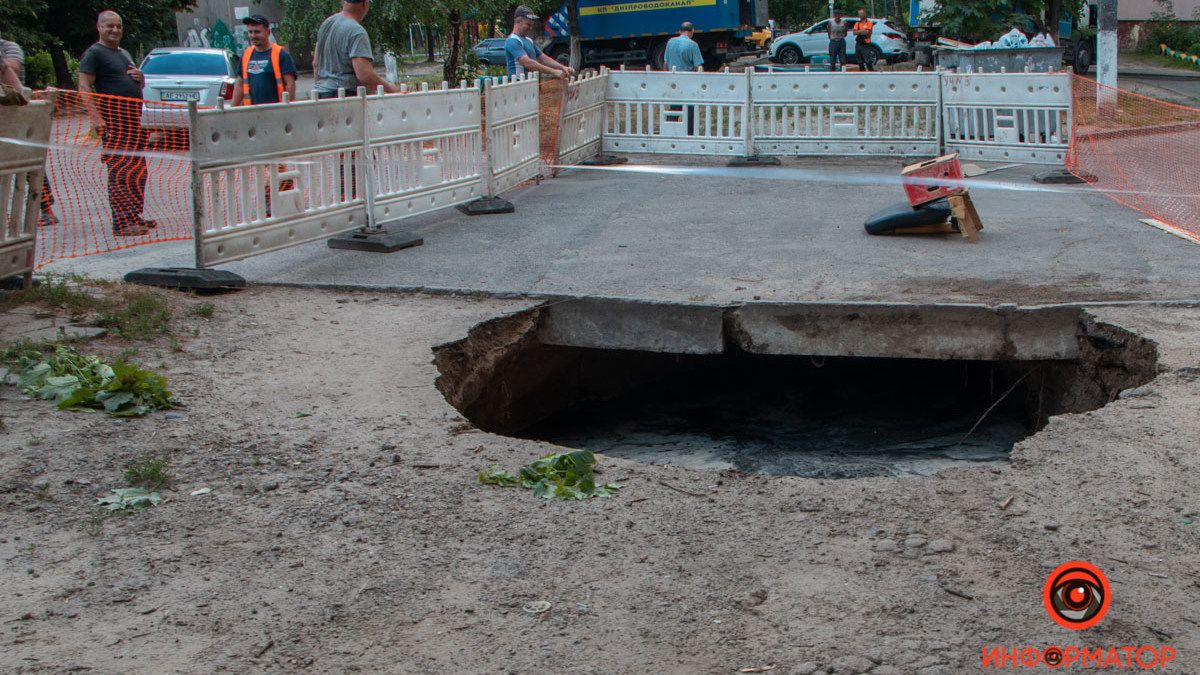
(327, 228, 424, 252)
(581, 154, 628, 166)
(458, 197, 515, 216)
(124, 268, 247, 290)
(727, 155, 782, 167)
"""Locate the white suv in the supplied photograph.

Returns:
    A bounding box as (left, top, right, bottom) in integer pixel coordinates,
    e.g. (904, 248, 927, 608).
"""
(769, 18, 911, 68)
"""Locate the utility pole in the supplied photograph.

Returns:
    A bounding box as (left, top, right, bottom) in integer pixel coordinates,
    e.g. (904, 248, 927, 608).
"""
(1097, 0, 1117, 105)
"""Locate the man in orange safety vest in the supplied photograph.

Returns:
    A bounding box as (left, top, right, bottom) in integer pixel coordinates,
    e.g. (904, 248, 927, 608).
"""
(232, 15, 297, 106)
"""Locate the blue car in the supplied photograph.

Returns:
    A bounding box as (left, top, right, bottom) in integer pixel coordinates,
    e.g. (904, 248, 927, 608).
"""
(472, 38, 508, 66)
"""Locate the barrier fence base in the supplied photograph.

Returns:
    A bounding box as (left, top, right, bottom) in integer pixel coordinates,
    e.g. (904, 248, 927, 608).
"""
(458, 197, 516, 216)
(124, 268, 247, 290)
(327, 227, 424, 253)
(727, 155, 782, 167)
(1, 273, 35, 291)
(1033, 169, 1090, 184)
(581, 154, 628, 166)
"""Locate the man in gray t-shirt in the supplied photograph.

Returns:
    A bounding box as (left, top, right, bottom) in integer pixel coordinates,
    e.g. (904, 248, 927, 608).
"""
(313, 0, 397, 97)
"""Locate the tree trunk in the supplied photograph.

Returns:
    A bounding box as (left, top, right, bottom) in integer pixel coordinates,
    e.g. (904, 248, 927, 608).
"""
(1044, 0, 1064, 37)
(50, 45, 73, 89)
(443, 10, 463, 83)
(425, 25, 436, 62)
(568, 0, 582, 70)
(487, 17, 496, 38)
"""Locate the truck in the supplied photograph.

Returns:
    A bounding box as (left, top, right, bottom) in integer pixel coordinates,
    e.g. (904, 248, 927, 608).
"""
(542, 0, 771, 71)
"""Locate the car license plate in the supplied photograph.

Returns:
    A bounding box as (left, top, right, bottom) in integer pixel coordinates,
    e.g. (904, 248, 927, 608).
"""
(161, 90, 200, 102)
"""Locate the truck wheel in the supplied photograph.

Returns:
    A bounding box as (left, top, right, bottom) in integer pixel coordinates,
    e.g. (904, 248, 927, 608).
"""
(1073, 44, 1092, 75)
(775, 44, 802, 64)
(649, 41, 668, 71)
(547, 46, 571, 67)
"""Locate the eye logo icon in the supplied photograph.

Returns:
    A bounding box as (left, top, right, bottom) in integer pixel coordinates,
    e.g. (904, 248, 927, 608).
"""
(1043, 561, 1112, 630)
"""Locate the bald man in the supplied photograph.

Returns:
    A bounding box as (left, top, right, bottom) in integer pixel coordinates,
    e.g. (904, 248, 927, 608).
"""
(78, 11, 155, 236)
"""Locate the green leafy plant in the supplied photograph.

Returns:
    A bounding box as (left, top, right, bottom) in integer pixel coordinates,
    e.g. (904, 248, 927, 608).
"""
(479, 450, 621, 500)
(6, 344, 178, 417)
(189, 302, 214, 318)
(96, 487, 161, 511)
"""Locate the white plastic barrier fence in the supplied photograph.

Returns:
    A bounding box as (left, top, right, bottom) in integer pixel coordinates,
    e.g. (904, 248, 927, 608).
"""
(483, 76, 541, 196)
(0, 99, 53, 282)
(940, 72, 1071, 164)
(556, 70, 609, 166)
(750, 71, 941, 156)
(604, 69, 748, 156)
(366, 83, 484, 225)
(189, 93, 368, 267)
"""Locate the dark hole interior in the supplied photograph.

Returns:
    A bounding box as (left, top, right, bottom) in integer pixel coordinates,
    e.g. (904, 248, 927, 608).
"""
(433, 305, 1158, 479)
(517, 351, 1041, 478)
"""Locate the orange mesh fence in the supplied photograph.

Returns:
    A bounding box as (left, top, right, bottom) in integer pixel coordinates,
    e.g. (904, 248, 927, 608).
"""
(38, 89, 194, 268)
(539, 78, 565, 176)
(1067, 75, 1200, 242)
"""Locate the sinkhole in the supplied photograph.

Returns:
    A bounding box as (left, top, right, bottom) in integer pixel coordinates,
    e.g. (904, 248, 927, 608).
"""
(433, 301, 1158, 478)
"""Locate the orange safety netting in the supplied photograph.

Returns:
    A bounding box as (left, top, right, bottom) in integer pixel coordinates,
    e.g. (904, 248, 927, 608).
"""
(1067, 75, 1200, 242)
(38, 89, 194, 268)
(539, 78, 565, 176)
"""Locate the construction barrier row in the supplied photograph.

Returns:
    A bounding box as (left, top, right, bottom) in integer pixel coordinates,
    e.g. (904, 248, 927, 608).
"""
(15, 68, 1200, 275)
(603, 67, 1071, 163)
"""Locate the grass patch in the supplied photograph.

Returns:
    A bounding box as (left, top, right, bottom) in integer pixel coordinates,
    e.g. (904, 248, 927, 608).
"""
(189, 302, 214, 318)
(98, 292, 172, 340)
(0, 275, 104, 315)
(124, 455, 172, 490)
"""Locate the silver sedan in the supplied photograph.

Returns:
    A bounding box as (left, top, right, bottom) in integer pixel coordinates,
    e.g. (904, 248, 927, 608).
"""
(139, 47, 237, 143)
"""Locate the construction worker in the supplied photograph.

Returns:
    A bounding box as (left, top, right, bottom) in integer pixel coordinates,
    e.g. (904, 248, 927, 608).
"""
(232, 15, 297, 106)
(852, 8, 875, 72)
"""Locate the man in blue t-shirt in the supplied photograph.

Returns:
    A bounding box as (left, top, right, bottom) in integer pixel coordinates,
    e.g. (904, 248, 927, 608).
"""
(232, 15, 297, 106)
(505, 5, 573, 80)
(664, 22, 704, 72)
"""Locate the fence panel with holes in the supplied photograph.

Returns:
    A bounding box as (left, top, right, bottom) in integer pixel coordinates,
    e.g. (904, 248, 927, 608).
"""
(366, 85, 484, 224)
(604, 70, 747, 156)
(0, 100, 53, 281)
(941, 72, 1071, 164)
(750, 72, 941, 156)
(485, 76, 541, 196)
(189, 95, 369, 267)
(557, 70, 609, 166)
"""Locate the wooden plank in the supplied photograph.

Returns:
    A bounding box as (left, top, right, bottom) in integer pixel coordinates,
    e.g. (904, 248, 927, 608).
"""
(949, 193, 982, 243)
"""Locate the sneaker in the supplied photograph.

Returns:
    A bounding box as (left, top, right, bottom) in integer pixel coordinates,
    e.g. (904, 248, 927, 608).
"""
(139, 217, 158, 229)
(113, 221, 153, 237)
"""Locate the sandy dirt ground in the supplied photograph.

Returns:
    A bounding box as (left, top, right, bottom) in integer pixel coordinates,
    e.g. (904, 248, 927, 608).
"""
(1, 286, 1199, 674)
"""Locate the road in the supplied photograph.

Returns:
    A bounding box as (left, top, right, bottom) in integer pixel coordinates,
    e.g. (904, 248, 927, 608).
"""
(1117, 73, 1200, 106)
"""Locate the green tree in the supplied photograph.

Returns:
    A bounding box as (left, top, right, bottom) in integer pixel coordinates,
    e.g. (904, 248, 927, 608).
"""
(1, 0, 194, 88)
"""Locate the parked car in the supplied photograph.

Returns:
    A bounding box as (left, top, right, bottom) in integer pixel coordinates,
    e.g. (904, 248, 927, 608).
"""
(769, 18, 911, 67)
(139, 47, 237, 144)
(472, 38, 508, 66)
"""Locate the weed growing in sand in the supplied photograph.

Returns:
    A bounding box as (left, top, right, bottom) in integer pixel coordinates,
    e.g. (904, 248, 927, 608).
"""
(123, 456, 172, 490)
(479, 450, 622, 500)
(0, 274, 103, 314)
(189, 303, 214, 318)
(97, 487, 161, 511)
(98, 292, 173, 340)
(81, 512, 108, 537)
